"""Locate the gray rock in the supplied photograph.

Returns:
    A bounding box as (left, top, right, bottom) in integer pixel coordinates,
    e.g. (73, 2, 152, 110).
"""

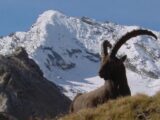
(0, 112, 17, 120)
(0, 47, 71, 120)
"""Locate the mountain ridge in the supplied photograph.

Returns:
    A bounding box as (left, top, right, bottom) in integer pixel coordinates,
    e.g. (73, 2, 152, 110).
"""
(0, 10, 160, 99)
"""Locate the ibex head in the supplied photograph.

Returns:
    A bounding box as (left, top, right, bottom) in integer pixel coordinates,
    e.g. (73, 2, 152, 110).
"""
(99, 29, 157, 80)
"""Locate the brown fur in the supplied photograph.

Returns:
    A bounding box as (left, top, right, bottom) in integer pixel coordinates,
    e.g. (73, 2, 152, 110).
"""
(69, 93, 82, 113)
(70, 81, 116, 113)
(70, 29, 157, 113)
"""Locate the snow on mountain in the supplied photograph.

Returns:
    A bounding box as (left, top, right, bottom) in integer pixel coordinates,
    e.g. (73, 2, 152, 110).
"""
(0, 10, 160, 99)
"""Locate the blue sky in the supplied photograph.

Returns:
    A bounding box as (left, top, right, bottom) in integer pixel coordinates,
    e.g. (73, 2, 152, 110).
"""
(0, 0, 159, 36)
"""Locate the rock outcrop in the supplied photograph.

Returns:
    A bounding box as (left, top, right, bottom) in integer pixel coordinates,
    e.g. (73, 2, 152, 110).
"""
(0, 47, 71, 120)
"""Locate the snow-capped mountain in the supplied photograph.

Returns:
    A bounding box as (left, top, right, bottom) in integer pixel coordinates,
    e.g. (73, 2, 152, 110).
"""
(0, 10, 160, 99)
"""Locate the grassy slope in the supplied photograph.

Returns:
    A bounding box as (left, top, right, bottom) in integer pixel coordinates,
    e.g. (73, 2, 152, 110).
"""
(59, 92, 160, 120)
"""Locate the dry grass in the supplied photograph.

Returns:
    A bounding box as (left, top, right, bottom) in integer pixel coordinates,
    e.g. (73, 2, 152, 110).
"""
(59, 92, 160, 120)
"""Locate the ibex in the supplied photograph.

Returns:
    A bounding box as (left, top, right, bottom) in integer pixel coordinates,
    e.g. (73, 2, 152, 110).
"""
(100, 40, 112, 64)
(70, 29, 157, 113)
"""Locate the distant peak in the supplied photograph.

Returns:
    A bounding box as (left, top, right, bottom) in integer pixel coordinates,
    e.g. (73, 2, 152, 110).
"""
(41, 10, 64, 17)
(33, 10, 67, 28)
(38, 10, 65, 21)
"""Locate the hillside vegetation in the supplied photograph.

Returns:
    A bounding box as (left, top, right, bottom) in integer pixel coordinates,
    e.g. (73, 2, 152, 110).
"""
(60, 92, 160, 120)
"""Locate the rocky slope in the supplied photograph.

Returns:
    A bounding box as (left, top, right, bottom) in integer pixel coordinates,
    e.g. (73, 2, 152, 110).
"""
(0, 10, 160, 99)
(0, 47, 71, 120)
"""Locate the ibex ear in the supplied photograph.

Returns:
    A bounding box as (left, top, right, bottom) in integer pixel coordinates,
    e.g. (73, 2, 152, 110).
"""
(120, 55, 127, 62)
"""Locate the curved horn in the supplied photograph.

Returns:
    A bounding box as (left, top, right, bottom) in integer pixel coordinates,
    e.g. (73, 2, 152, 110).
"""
(102, 40, 112, 57)
(110, 29, 157, 58)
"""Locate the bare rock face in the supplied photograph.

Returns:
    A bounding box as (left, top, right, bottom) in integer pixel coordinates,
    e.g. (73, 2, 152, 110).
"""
(0, 47, 71, 120)
(0, 113, 17, 120)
